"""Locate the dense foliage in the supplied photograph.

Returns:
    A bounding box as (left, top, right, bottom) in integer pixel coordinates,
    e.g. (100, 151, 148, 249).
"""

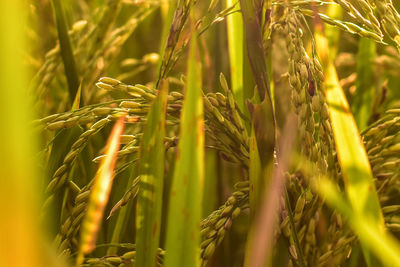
(2, 0, 400, 266)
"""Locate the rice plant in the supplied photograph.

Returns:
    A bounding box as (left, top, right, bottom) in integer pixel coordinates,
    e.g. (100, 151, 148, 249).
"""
(3, 0, 400, 266)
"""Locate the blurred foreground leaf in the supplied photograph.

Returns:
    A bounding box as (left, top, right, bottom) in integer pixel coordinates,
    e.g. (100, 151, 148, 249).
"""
(316, 25, 385, 264)
(77, 117, 125, 264)
(0, 1, 62, 266)
(315, 176, 400, 267)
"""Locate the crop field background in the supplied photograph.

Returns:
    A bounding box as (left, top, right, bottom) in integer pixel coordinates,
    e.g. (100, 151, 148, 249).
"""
(1, 0, 400, 266)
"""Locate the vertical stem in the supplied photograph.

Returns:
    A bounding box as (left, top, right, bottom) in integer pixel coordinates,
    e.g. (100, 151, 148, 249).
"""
(51, 0, 80, 103)
(226, 0, 244, 111)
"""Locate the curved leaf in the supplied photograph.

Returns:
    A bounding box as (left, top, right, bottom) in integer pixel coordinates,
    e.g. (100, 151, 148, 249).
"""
(77, 117, 125, 265)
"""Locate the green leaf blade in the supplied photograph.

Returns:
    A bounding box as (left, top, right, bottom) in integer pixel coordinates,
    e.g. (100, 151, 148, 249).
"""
(325, 62, 383, 226)
(226, 0, 244, 111)
(164, 31, 204, 267)
(135, 80, 169, 267)
(315, 176, 400, 267)
(51, 0, 79, 104)
(352, 38, 376, 131)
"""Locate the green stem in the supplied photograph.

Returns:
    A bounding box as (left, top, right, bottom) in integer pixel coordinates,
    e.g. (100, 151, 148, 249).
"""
(51, 0, 80, 103)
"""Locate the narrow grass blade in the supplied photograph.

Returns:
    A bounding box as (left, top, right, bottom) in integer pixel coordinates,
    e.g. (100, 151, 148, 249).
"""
(247, 116, 298, 267)
(243, 116, 264, 267)
(315, 26, 385, 264)
(203, 150, 218, 217)
(226, 0, 244, 111)
(77, 117, 125, 265)
(164, 30, 204, 267)
(136, 80, 169, 267)
(46, 81, 82, 229)
(46, 129, 82, 192)
(239, 0, 270, 102)
(56, 83, 82, 220)
(248, 123, 262, 217)
(157, 0, 177, 79)
(352, 38, 376, 131)
(242, 41, 256, 124)
(324, 3, 343, 59)
(51, 0, 79, 103)
(240, 0, 275, 160)
(314, 176, 400, 267)
(243, 117, 262, 267)
(71, 82, 82, 111)
(316, 29, 384, 228)
(107, 165, 137, 255)
(160, 0, 170, 20)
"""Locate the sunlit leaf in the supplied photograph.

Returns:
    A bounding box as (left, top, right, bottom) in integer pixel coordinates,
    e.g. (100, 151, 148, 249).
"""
(0, 1, 65, 266)
(71, 82, 82, 111)
(316, 26, 384, 230)
(226, 0, 244, 111)
(315, 176, 400, 267)
(315, 25, 385, 265)
(77, 116, 125, 265)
